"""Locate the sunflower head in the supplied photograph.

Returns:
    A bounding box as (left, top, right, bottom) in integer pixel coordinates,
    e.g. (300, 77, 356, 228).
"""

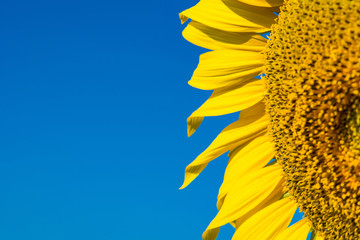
(180, 0, 360, 239)
(265, 0, 360, 238)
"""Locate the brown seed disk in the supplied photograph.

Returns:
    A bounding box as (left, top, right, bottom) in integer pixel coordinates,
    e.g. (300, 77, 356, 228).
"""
(265, 0, 360, 239)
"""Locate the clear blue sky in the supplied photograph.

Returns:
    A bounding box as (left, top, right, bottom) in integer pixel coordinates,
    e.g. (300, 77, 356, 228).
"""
(0, 1, 303, 239)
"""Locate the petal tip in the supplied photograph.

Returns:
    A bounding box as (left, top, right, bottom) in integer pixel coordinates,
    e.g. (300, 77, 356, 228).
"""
(179, 178, 191, 189)
(179, 12, 188, 24)
(187, 116, 204, 137)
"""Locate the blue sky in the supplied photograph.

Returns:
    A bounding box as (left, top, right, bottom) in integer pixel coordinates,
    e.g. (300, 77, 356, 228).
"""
(0, 1, 304, 239)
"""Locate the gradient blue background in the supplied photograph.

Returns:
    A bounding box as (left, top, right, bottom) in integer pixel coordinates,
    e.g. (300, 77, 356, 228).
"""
(0, 1, 304, 239)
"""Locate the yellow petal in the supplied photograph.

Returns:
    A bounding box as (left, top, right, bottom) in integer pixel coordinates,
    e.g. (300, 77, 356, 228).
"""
(189, 80, 264, 115)
(274, 218, 311, 240)
(180, 0, 278, 33)
(237, 0, 283, 7)
(202, 228, 220, 240)
(189, 49, 265, 90)
(180, 102, 267, 189)
(187, 80, 265, 136)
(205, 165, 284, 232)
(232, 197, 297, 240)
(233, 181, 283, 228)
(187, 116, 204, 137)
(183, 21, 267, 51)
(217, 133, 274, 208)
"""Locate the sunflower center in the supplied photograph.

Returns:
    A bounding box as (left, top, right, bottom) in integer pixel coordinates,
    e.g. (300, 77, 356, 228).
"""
(264, 0, 360, 239)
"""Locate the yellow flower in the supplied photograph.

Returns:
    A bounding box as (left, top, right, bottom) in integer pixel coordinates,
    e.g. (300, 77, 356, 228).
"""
(180, 0, 360, 239)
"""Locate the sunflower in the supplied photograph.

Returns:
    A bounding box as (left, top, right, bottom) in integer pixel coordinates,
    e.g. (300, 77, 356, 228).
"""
(179, 0, 360, 239)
